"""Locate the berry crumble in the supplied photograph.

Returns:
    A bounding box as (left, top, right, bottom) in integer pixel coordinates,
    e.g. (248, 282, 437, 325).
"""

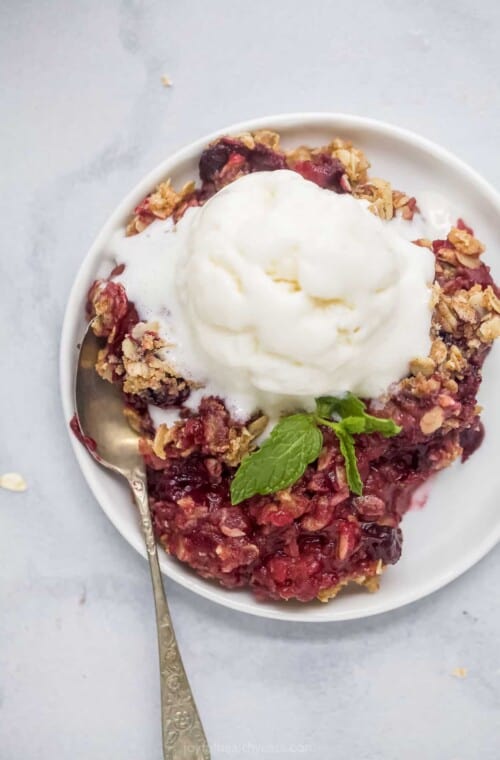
(74, 129, 500, 603)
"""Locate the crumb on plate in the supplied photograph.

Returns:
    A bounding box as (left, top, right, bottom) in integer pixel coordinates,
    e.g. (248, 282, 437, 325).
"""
(0, 472, 27, 492)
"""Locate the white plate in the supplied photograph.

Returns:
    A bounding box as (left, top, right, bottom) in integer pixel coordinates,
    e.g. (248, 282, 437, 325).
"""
(60, 113, 500, 622)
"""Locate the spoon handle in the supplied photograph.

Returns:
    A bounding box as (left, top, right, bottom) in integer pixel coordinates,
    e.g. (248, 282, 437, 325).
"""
(130, 471, 211, 760)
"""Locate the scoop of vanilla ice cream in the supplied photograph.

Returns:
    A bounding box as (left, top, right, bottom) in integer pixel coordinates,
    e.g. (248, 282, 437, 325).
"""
(176, 170, 434, 403)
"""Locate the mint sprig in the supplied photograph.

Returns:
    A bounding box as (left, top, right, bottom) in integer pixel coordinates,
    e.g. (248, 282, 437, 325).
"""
(230, 393, 401, 505)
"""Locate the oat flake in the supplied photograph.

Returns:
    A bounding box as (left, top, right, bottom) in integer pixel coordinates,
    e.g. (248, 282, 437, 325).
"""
(0, 472, 27, 492)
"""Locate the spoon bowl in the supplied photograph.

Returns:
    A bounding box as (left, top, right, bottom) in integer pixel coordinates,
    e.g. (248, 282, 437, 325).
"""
(75, 327, 143, 475)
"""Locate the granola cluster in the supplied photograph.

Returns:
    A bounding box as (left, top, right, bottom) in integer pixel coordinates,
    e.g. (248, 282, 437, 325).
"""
(78, 130, 499, 604)
(126, 180, 196, 236)
(147, 402, 267, 467)
(86, 283, 190, 410)
(400, 222, 500, 445)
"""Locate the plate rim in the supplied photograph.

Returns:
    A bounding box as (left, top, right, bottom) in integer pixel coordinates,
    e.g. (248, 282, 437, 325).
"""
(60, 111, 500, 622)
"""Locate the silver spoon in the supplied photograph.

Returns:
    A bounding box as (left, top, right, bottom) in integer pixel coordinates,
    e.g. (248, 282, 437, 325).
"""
(75, 322, 210, 760)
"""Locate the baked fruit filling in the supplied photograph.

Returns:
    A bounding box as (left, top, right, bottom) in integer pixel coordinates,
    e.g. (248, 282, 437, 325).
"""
(75, 130, 500, 603)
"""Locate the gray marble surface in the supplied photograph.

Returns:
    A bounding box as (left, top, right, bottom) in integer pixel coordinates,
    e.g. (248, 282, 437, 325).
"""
(2, 1, 500, 758)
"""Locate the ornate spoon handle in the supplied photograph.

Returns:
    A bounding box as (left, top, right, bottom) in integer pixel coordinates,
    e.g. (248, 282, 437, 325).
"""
(130, 471, 211, 760)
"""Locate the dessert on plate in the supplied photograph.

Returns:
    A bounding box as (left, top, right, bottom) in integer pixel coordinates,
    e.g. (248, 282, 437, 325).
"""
(73, 129, 500, 603)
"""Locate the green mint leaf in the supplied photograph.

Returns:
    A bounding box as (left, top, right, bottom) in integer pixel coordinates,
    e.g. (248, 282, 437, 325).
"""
(340, 415, 366, 434)
(335, 426, 363, 496)
(316, 393, 401, 439)
(362, 414, 402, 438)
(316, 417, 364, 494)
(315, 396, 339, 419)
(316, 392, 366, 420)
(230, 414, 323, 505)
